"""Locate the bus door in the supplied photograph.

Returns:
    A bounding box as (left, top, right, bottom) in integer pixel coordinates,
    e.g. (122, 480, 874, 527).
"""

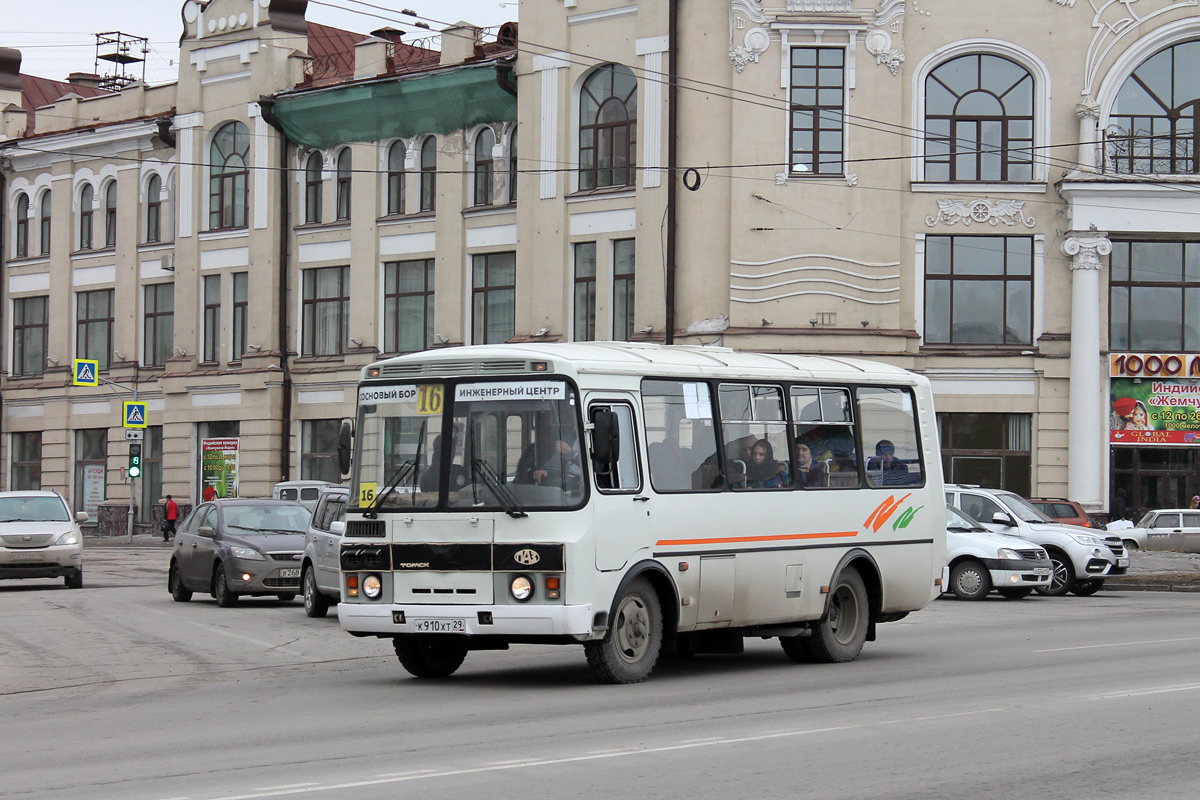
(589, 398, 649, 571)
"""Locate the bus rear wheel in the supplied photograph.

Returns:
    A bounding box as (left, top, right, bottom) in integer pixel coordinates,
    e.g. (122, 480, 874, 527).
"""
(802, 567, 869, 663)
(584, 577, 663, 684)
(393, 636, 468, 678)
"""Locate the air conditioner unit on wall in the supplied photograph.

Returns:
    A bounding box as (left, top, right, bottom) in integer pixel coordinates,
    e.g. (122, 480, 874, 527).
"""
(160, 253, 174, 272)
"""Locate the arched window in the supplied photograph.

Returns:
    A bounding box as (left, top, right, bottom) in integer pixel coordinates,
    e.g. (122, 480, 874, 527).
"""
(420, 137, 437, 212)
(1109, 40, 1200, 174)
(473, 127, 496, 207)
(15, 193, 29, 257)
(508, 129, 518, 203)
(209, 121, 249, 230)
(304, 152, 323, 224)
(579, 64, 637, 190)
(104, 181, 118, 247)
(79, 184, 94, 251)
(39, 191, 51, 255)
(336, 148, 352, 220)
(146, 175, 162, 243)
(387, 141, 406, 215)
(925, 54, 1034, 182)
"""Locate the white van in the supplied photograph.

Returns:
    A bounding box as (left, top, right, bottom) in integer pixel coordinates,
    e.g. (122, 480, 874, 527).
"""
(272, 480, 339, 512)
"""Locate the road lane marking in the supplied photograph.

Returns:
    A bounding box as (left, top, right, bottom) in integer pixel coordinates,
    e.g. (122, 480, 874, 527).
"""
(1083, 682, 1200, 700)
(1034, 636, 1200, 653)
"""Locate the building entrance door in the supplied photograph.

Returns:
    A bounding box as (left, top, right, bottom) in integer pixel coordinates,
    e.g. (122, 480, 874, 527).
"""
(1111, 447, 1199, 521)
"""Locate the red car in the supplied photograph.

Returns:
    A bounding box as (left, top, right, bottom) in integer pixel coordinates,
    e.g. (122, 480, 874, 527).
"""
(1028, 497, 1092, 528)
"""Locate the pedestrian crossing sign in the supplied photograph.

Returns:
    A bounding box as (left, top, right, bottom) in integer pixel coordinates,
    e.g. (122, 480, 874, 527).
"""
(123, 400, 148, 429)
(73, 359, 99, 387)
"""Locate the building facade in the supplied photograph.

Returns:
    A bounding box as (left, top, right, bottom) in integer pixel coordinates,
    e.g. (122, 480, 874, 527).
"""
(2, 0, 1199, 530)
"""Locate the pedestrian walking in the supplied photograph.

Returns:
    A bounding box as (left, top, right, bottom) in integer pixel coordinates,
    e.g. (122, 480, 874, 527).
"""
(162, 495, 179, 542)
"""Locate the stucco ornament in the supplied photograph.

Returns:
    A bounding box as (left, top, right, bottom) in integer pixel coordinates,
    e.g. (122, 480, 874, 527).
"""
(730, 0, 770, 71)
(731, 28, 772, 72)
(865, 29, 904, 75)
(925, 199, 1037, 228)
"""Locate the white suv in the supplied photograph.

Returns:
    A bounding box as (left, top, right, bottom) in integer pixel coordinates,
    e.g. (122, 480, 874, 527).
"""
(0, 491, 87, 589)
(300, 486, 348, 617)
(946, 485, 1127, 597)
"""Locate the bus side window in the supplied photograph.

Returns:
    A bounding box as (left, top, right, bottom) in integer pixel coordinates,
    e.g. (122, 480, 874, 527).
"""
(590, 403, 641, 492)
(857, 387, 924, 488)
(642, 379, 718, 493)
(791, 386, 857, 489)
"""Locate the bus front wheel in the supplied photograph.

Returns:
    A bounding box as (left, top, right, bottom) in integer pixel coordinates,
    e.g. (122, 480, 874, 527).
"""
(585, 577, 663, 684)
(393, 636, 468, 678)
(787, 567, 869, 664)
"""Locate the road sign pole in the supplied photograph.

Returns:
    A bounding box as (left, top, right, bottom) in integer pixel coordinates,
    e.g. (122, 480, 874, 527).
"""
(127, 384, 137, 544)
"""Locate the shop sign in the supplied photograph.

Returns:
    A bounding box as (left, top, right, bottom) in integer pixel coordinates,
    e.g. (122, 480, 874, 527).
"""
(1110, 352, 1200, 378)
(1110, 378, 1200, 445)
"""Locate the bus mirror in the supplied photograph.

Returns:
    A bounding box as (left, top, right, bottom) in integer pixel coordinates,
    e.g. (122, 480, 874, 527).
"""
(591, 410, 620, 469)
(338, 420, 354, 476)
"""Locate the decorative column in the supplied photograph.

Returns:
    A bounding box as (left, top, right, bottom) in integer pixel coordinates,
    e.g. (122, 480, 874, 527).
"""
(1075, 97, 1101, 172)
(1063, 235, 1111, 507)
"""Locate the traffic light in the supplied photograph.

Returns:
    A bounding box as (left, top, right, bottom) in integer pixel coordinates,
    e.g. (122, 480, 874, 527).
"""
(128, 443, 142, 479)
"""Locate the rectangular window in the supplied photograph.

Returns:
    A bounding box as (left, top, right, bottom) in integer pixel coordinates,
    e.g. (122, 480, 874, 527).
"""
(16, 201, 29, 258)
(938, 412, 1031, 496)
(642, 379, 719, 493)
(139, 426, 163, 523)
(1109, 241, 1200, 351)
(858, 387, 924, 488)
(79, 202, 94, 251)
(203, 275, 221, 363)
(302, 419, 343, 483)
(302, 266, 350, 356)
(925, 235, 1033, 345)
(39, 193, 51, 256)
(612, 238, 636, 341)
(791, 386, 857, 488)
(573, 242, 597, 342)
(720, 384, 791, 491)
(76, 289, 114, 372)
(104, 186, 117, 247)
(384, 259, 434, 353)
(232, 272, 248, 361)
(589, 403, 641, 492)
(74, 428, 107, 517)
(789, 47, 845, 176)
(11, 431, 42, 490)
(146, 184, 161, 243)
(472, 252, 516, 344)
(12, 296, 48, 377)
(209, 172, 247, 230)
(144, 283, 175, 367)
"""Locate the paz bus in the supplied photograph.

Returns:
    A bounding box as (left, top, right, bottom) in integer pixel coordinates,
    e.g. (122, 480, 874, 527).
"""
(336, 342, 945, 683)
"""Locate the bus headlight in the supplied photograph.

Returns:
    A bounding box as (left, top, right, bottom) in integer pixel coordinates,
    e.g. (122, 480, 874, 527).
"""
(362, 574, 383, 599)
(511, 575, 533, 601)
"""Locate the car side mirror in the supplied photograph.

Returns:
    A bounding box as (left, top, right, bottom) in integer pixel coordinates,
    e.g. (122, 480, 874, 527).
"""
(590, 410, 620, 472)
(338, 420, 354, 476)
(330, 520, 345, 535)
(75, 511, 89, 523)
(197, 525, 215, 539)
(991, 512, 1015, 527)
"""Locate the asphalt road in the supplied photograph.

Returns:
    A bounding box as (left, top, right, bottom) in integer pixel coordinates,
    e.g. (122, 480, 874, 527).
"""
(2, 543, 1199, 800)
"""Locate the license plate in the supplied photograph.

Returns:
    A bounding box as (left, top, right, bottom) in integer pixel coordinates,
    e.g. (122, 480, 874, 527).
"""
(1032, 568, 1050, 575)
(413, 618, 466, 633)
(1117, 558, 1129, 568)
(278, 568, 300, 578)
(13, 551, 45, 561)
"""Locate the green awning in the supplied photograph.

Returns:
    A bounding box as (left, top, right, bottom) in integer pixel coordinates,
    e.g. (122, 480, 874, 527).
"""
(266, 63, 516, 149)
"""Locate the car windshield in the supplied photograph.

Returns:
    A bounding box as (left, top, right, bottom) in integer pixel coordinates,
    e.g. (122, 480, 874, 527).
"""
(1135, 512, 1156, 529)
(946, 504, 986, 532)
(999, 492, 1053, 523)
(0, 496, 70, 522)
(222, 505, 310, 534)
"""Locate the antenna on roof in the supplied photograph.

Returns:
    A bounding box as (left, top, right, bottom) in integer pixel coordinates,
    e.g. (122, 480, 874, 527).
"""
(93, 31, 148, 90)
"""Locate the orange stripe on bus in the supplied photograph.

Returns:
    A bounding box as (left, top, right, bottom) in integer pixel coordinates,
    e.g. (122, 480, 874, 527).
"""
(656, 531, 858, 546)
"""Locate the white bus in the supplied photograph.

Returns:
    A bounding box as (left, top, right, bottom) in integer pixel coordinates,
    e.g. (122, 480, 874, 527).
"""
(336, 342, 945, 683)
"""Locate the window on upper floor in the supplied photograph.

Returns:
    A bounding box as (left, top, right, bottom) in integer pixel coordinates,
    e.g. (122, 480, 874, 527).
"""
(146, 175, 163, 243)
(336, 148, 351, 220)
(1109, 241, 1200, 351)
(420, 137, 437, 212)
(209, 121, 249, 230)
(508, 128, 518, 203)
(38, 191, 51, 255)
(473, 127, 496, 207)
(15, 192, 29, 257)
(203, 274, 221, 364)
(925, 54, 1034, 182)
(1107, 40, 1200, 175)
(790, 47, 845, 177)
(387, 141, 406, 215)
(304, 152, 323, 224)
(104, 181, 117, 247)
(79, 184, 94, 251)
(232, 272, 248, 362)
(144, 283, 175, 367)
(579, 64, 637, 190)
(384, 258, 434, 354)
(471, 252, 515, 344)
(612, 238, 636, 341)
(76, 289, 113, 371)
(12, 295, 48, 378)
(302, 266, 349, 356)
(924, 235, 1033, 346)
(573, 242, 596, 342)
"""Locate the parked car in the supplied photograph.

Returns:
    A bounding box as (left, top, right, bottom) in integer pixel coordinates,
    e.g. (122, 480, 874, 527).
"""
(167, 498, 311, 606)
(1129, 510, 1200, 553)
(1027, 497, 1093, 528)
(946, 485, 1128, 597)
(301, 485, 349, 617)
(944, 504, 1053, 600)
(272, 480, 340, 512)
(0, 491, 87, 589)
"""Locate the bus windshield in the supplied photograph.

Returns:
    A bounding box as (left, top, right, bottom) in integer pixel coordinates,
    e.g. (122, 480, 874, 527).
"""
(354, 383, 445, 510)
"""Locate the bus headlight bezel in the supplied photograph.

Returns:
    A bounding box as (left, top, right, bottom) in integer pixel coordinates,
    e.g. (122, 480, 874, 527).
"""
(362, 573, 383, 600)
(511, 575, 533, 602)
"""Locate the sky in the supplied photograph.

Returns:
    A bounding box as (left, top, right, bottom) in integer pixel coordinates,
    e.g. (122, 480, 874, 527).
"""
(3, 0, 514, 84)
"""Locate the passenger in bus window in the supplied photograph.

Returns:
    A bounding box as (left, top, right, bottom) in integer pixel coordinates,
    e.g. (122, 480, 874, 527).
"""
(517, 416, 582, 489)
(867, 439, 911, 486)
(795, 443, 828, 488)
(744, 439, 789, 489)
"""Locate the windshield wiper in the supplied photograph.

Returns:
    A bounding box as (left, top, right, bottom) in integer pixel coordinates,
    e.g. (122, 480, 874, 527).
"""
(471, 458, 527, 519)
(364, 459, 416, 519)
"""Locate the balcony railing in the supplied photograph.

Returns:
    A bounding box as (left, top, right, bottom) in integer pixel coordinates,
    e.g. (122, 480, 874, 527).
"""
(1102, 123, 1199, 175)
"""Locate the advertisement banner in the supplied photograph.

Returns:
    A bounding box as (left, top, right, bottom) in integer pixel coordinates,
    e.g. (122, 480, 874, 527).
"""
(82, 464, 105, 520)
(201, 438, 240, 499)
(1110, 378, 1200, 445)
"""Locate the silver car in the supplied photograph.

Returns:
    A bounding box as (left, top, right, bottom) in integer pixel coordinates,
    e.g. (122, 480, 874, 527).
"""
(167, 499, 311, 606)
(0, 491, 87, 589)
(300, 486, 349, 617)
(1132, 510, 1200, 553)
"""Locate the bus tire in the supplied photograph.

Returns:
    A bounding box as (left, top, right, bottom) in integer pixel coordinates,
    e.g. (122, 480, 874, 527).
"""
(584, 577, 663, 684)
(805, 567, 869, 663)
(393, 636, 467, 678)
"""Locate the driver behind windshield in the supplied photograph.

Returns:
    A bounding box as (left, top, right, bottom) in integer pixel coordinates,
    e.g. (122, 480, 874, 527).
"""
(515, 413, 582, 488)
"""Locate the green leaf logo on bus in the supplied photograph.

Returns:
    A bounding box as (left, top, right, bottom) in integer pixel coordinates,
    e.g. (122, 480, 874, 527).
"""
(864, 494, 925, 533)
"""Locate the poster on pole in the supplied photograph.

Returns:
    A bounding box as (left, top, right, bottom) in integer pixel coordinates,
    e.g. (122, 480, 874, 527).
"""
(1110, 378, 1200, 445)
(201, 438, 240, 499)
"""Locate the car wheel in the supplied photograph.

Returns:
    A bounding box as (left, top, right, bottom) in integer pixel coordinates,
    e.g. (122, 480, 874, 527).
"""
(303, 567, 330, 618)
(950, 560, 991, 601)
(213, 563, 238, 607)
(168, 561, 192, 602)
(276, 593, 296, 602)
(801, 567, 869, 663)
(584, 577, 663, 684)
(65, 569, 83, 590)
(997, 587, 1033, 600)
(393, 636, 468, 678)
(1035, 552, 1075, 597)
(1070, 579, 1104, 597)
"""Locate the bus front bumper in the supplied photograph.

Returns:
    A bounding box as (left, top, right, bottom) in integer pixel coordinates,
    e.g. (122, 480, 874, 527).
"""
(338, 602, 596, 638)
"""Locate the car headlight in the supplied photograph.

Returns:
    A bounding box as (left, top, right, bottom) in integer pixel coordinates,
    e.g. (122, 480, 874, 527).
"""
(230, 546, 266, 561)
(56, 530, 80, 546)
(362, 574, 382, 599)
(996, 548, 1022, 560)
(511, 575, 533, 601)
(1071, 534, 1104, 546)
